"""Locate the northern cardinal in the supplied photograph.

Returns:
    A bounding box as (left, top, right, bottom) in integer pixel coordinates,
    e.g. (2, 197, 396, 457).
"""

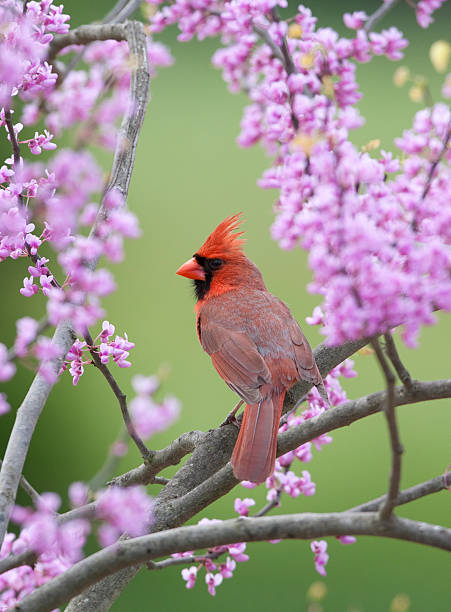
(176, 214, 325, 483)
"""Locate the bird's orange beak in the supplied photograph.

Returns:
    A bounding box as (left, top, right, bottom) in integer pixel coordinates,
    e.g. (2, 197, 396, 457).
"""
(176, 257, 206, 281)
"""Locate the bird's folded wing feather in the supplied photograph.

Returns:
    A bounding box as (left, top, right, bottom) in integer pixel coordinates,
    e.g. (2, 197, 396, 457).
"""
(288, 317, 322, 385)
(200, 321, 271, 404)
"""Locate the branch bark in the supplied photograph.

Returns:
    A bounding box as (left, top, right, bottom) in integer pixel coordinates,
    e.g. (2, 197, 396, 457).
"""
(371, 338, 403, 520)
(48, 24, 127, 61)
(364, 0, 401, 33)
(15, 512, 451, 612)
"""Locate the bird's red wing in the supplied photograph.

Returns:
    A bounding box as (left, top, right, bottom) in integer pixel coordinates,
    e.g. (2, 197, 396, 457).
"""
(200, 321, 271, 404)
(288, 317, 322, 385)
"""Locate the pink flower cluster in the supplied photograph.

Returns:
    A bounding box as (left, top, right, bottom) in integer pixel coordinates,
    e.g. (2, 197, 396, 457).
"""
(177, 518, 249, 596)
(129, 375, 180, 440)
(1, 491, 89, 609)
(0, 481, 155, 607)
(0, 1, 66, 107)
(96, 485, 154, 546)
(61, 321, 135, 386)
(146, 1, 450, 348)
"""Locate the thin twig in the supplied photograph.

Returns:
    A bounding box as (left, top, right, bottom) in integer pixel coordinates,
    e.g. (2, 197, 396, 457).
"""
(88, 427, 129, 492)
(421, 121, 451, 200)
(384, 332, 412, 390)
(4, 109, 21, 166)
(371, 338, 403, 520)
(0, 459, 41, 507)
(364, 0, 401, 33)
(350, 472, 451, 513)
(254, 466, 288, 517)
(106, 0, 143, 24)
(84, 331, 151, 462)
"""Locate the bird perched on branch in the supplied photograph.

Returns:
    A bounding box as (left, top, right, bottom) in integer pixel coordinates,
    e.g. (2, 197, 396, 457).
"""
(176, 214, 326, 483)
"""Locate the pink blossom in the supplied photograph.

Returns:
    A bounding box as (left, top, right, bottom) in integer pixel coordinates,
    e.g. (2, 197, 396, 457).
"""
(205, 572, 223, 596)
(343, 11, 367, 30)
(219, 557, 236, 578)
(369, 27, 408, 61)
(34, 336, 62, 361)
(20, 276, 38, 297)
(0, 392, 10, 415)
(68, 482, 89, 508)
(181, 566, 198, 589)
(96, 486, 153, 543)
(311, 540, 329, 576)
(14, 316, 38, 357)
(336, 535, 356, 545)
(233, 497, 256, 517)
(241, 480, 258, 489)
(228, 542, 249, 563)
(0, 343, 15, 382)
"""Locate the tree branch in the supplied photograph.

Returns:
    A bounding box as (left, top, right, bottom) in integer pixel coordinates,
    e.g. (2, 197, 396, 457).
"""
(371, 338, 402, 521)
(364, 0, 401, 33)
(384, 332, 412, 389)
(63, 329, 450, 611)
(48, 24, 127, 62)
(0, 459, 41, 508)
(0, 20, 150, 551)
(350, 472, 451, 512)
(84, 331, 151, 461)
(109, 430, 205, 487)
(421, 120, 451, 200)
(15, 512, 451, 611)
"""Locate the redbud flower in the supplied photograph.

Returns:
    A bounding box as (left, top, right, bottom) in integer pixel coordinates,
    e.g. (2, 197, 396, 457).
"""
(69, 482, 89, 508)
(337, 535, 357, 545)
(233, 497, 256, 517)
(96, 485, 154, 544)
(311, 540, 329, 576)
(0, 343, 16, 382)
(20, 276, 38, 297)
(205, 572, 223, 596)
(228, 542, 249, 563)
(0, 393, 10, 415)
(181, 566, 198, 589)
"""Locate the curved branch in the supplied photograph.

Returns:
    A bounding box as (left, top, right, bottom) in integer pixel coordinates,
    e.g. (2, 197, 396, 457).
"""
(15, 512, 451, 611)
(48, 24, 127, 61)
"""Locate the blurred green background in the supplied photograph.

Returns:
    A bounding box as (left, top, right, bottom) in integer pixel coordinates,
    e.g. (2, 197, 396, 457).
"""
(1, 1, 451, 610)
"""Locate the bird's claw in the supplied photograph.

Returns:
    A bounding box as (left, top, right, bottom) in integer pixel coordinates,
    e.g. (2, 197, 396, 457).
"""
(220, 414, 240, 429)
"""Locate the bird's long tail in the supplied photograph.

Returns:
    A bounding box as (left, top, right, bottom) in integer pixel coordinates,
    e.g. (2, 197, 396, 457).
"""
(231, 389, 285, 484)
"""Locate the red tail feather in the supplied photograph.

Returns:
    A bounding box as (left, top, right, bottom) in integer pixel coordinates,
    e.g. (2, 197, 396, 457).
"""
(231, 391, 285, 484)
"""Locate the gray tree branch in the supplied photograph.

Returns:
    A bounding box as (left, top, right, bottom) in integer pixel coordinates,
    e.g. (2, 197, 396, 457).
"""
(15, 511, 451, 612)
(364, 0, 401, 33)
(48, 24, 127, 61)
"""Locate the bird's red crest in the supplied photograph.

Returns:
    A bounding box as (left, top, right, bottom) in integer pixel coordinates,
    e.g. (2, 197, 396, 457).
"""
(196, 213, 245, 259)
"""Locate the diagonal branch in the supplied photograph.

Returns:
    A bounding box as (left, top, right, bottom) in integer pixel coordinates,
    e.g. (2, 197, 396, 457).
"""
(364, 0, 401, 33)
(84, 331, 151, 461)
(15, 512, 451, 611)
(0, 20, 150, 551)
(384, 332, 412, 389)
(371, 338, 402, 520)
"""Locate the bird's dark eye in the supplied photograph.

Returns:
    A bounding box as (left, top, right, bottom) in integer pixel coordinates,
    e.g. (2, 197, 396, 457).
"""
(209, 258, 223, 270)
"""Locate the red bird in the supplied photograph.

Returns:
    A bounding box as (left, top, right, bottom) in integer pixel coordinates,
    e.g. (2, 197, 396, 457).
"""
(176, 214, 325, 483)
